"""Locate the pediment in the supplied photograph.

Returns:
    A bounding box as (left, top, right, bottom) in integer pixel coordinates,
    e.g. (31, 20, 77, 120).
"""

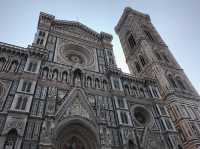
(53, 21, 100, 41)
(56, 88, 96, 123)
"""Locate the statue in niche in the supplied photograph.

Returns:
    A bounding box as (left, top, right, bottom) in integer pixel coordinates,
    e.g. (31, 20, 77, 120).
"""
(52, 70, 58, 80)
(62, 72, 68, 83)
(73, 69, 82, 87)
(42, 68, 49, 80)
(40, 118, 55, 144)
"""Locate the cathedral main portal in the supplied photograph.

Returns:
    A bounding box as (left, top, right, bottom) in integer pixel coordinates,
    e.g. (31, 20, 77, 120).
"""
(54, 118, 98, 149)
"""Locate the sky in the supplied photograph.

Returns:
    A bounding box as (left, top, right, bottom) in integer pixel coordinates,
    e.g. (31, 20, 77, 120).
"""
(0, 0, 199, 94)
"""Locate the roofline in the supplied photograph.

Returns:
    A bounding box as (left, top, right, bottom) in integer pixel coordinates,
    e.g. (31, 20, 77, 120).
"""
(38, 12, 113, 41)
(115, 7, 150, 34)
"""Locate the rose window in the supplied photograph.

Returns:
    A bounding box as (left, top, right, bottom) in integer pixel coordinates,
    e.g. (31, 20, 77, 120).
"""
(59, 44, 94, 66)
(133, 106, 152, 126)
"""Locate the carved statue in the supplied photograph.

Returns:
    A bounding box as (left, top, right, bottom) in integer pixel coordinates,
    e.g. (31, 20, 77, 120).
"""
(40, 118, 55, 144)
(52, 71, 58, 80)
(42, 69, 48, 80)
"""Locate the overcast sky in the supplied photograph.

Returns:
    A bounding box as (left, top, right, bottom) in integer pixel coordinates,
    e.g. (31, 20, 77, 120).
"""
(0, 0, 199, 93)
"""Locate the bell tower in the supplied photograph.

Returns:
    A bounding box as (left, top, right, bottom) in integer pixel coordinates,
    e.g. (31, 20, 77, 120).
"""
(115, 7, 200, 149)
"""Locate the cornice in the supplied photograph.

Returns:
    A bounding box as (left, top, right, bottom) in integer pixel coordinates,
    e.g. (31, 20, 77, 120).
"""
(0, 42, 28, 58)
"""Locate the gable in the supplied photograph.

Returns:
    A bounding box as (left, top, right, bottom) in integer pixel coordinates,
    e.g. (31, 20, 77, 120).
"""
(56, 88, 96, 123)
(53, 21, 100, 41)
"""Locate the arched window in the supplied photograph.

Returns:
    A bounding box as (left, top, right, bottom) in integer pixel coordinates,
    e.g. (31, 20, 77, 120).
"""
(144, 30, 154, 41)
(139, 55, 146, 66)
(4, 129, 18, 149)
(135, 62, 141, 73)
(128, 140, 134, 149)
(176, 77, 186, 90)
(128, 34, 136, 49)
(15, 96, 28, 110)
(167, 74, 177, 88)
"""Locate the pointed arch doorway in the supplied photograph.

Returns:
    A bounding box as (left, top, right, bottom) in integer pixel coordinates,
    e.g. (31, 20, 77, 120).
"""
(54, 118, 99, 149)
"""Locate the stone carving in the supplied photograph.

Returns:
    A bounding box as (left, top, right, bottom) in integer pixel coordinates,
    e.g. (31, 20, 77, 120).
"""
(40, 118, 55, 144)
(2, 115, 27, 136)
(64, 96, 90, 119)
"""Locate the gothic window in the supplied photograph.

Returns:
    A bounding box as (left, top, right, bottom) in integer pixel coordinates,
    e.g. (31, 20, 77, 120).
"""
(128, 34, 136, 49)
(27, 61, 37, 72)
(36, 38, 44, 45)
(113, 79, 120, 89)
(135, 62, 141, 73)
(144, 30, 154, 41)
(176, 77, 186, 90)
(4, 129, 17, 149)
(139, 55, 146, 66)
(21, 81, 32, 92)
(25, 120, 41, 141)
(120, 111, 128, 124)
(167, 74, 177, 88)
(15, 96, 28, 110)
(117, 97, 125, 108)
(39, 31, 45, 37)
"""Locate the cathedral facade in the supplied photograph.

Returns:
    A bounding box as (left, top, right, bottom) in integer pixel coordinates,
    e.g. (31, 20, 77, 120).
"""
(0, 7, 199, 149)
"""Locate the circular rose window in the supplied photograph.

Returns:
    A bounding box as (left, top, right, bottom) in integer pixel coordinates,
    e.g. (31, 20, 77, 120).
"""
(59, 44, 94, 66)
(133, 106, 152, 126)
